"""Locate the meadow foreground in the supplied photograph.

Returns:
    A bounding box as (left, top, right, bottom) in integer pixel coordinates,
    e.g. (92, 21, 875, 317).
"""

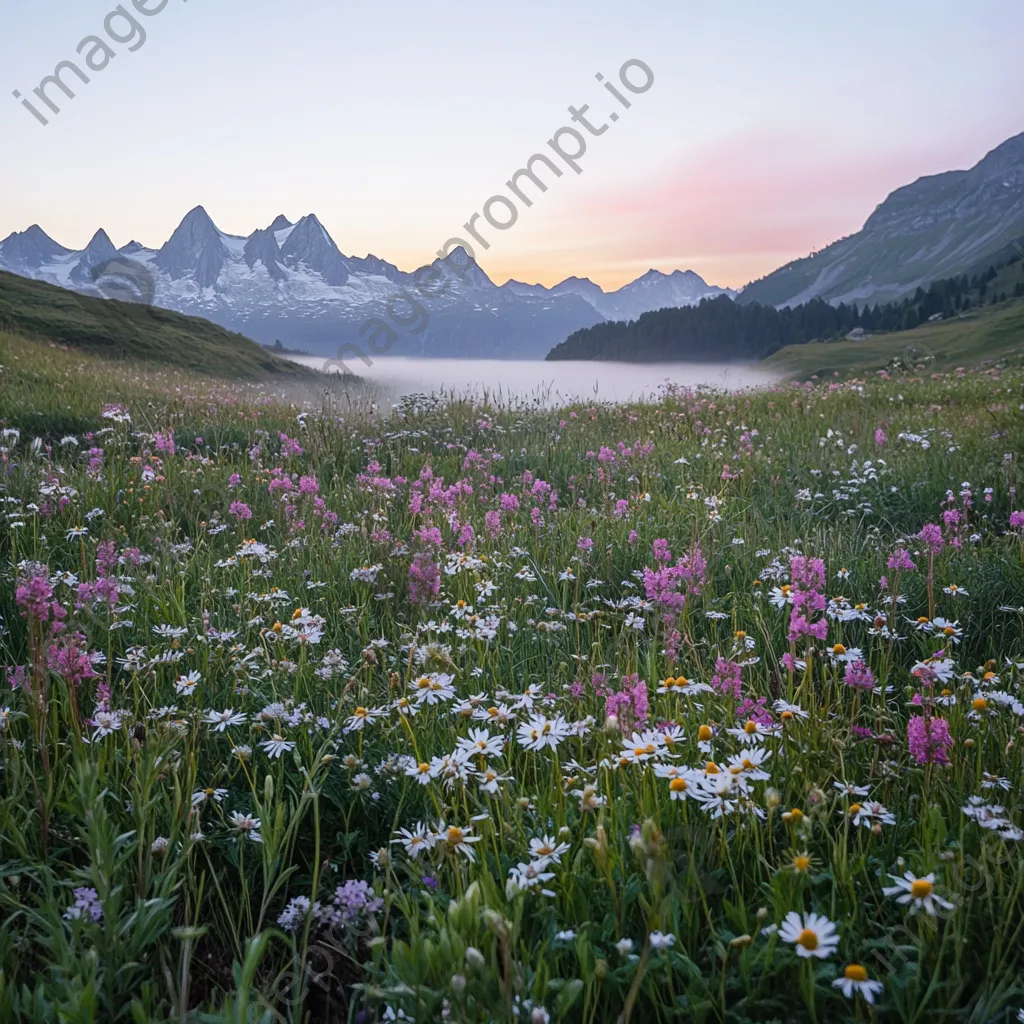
(1, 344, 1024, 1022)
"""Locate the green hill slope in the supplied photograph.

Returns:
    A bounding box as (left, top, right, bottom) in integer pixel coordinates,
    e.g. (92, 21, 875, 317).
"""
(761, 299, 1024, 379)
(0, 269, 314, 381)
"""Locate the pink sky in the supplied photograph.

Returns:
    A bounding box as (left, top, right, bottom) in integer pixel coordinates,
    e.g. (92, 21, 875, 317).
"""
(482, 130, 1013, 291)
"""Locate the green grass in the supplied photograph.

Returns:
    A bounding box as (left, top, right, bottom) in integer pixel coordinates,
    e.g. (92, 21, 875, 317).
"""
(762, 298, 1024, 379)
(1, 330, 1024, 1022)
(0, 269, 316, 382)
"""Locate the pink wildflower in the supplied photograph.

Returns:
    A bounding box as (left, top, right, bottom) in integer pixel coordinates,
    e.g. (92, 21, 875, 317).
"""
(907, 715, 952, 765)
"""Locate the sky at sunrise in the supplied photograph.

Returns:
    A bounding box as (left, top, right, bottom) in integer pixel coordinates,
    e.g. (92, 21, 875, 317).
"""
(1, 0, 1022, 291)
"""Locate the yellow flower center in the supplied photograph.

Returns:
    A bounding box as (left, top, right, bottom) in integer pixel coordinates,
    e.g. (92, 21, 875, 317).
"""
(743, 720, 758, 734)
(698, 725, 713, 742)
(354, 707, 367, 717)
(788, 808, 804, 820)
(705, 761, 719, 775)
(832, 644, 847, 656)
(910, 879, 933, 899)
(669, 778, 688, 793)
(849, 802, 862, 814)
(943, 626, 956, 636)
(844, 964, 868, 982)
(972, 698, 988, 711)
(793, 855, 810, 872)
(417, 762, 430, 773)
(781, 710, 794, 721)
(796, 929, 818, 951)
(917, 616, 930, 624)
(735, 630, 746, 639)
(447, 827, 464, 845)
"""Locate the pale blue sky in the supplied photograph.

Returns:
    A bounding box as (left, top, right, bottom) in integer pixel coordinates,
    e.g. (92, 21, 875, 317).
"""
(1, 0, 1021, 288)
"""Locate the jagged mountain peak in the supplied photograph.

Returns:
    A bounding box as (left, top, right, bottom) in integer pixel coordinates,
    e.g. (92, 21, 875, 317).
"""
(279, 214, 349, 286)
(0, 224, 73, 267)
(289, 213, 333, 242)
(84, 228, 118, 253)
(631, 268, 707, 287)
(180, 205, 219, 230)
(243, 227, 287, 282)
(268, 214, 293, 232)
(70, 229, 121, 284)
(552, 275, 606, 293)
(154, 205, 229, 289)
(432, 246, 496, 290)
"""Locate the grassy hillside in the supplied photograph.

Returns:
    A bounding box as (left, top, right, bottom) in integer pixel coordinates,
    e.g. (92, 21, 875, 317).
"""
(762, 298, 1024, 379)
(0, 269, 315, 381)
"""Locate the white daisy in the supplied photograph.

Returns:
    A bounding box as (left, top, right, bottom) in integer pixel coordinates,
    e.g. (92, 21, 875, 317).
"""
(204, 708, 247, 731)
(881, 872, 955, 915)
(832, 964, 884, 1003)
(778, 911, 839, 959)
(260, 734, 296, 759)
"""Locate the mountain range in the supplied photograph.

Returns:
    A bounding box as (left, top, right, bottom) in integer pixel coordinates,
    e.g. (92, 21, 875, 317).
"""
(0, 209, 733, 361)
(740, 132, 1024, 308)
(2, 131, 1022, 360)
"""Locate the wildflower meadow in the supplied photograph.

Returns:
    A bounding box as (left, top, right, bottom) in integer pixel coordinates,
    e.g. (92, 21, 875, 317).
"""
(2, 351, 1024, 1022)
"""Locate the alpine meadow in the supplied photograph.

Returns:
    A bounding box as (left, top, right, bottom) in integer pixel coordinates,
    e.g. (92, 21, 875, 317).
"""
(1, 324, 1024, 1020)
(3, 2, 1024, 1022)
